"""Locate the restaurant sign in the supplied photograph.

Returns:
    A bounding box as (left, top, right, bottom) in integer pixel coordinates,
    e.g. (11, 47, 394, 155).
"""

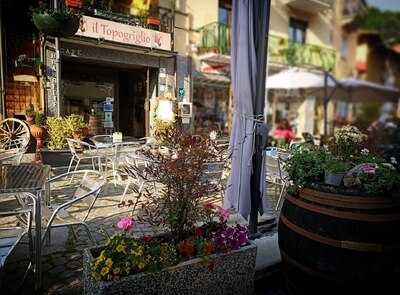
(76, 16, 171, 51)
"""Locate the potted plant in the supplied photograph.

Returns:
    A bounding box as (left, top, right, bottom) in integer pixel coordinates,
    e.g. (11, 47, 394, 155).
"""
(83, 126, 257, 295)
(68, 114, 89, 140)
(32, 3, 82, 37)
(65, 0, 83, 9)
(324, 158, 350, 186)
(279, 125, 400, 293)
(146, 2, 160, 30)
(25, 103, 36, 126)
(41, 115, 87, 167)
(30, 112, 47, 163)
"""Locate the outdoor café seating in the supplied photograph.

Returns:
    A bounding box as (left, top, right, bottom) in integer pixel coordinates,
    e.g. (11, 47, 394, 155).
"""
(41, 170, 105, 247)
(0, 192, 35, 289)
(265, 147, 290, 210)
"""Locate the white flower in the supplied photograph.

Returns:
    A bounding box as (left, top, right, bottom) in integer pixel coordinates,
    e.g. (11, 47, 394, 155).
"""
(390, 157, 398, 165)
(209, 130, 218, 141)
(361, 148, 369, 155)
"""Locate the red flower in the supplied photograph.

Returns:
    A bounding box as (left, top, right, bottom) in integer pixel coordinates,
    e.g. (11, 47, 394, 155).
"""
(204, 241, 215, 256)
(141, 236, 152, 242)
(195, 227, 203, 237)
(177, 241, 195, 258)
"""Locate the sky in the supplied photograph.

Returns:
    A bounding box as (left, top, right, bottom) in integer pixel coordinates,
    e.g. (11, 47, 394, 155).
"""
(367, 0, 400, 11)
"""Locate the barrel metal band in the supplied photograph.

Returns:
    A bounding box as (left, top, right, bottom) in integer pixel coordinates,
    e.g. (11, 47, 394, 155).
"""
(280, 215, 387, 253)
(286, 194, 400, 222)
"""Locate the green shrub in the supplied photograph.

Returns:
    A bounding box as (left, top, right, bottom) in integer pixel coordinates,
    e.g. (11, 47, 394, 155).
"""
(286, 147, 327, 191)
(47, 115, 87, 150)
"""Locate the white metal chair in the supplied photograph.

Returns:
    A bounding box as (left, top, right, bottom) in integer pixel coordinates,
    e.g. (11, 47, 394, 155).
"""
(41, 170, 105, 247)
(201, 161, 227, 202)
(0, 193, 35, 287)
(265, 147, 290, 211)
(118, 154, 157, 204)
(90, 134, 113, 148)
(66, 138, 103, 174)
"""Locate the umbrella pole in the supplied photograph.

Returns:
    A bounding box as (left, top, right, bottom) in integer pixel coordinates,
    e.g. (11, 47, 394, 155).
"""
(323, 72, 328, 145)
(249, 0, 271, 236)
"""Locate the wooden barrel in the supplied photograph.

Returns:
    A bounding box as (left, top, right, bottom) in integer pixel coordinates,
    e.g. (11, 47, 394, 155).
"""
(278, 188, 400, 294)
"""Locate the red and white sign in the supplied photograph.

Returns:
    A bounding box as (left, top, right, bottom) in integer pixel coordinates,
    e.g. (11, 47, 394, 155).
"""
(76, 16, 171, 51)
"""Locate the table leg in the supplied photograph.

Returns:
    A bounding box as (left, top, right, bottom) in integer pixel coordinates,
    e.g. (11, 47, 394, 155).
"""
(34, 190, 42, 291)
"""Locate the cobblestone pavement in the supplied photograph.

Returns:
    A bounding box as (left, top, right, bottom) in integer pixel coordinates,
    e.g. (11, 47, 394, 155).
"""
(1, 163, 281, 295)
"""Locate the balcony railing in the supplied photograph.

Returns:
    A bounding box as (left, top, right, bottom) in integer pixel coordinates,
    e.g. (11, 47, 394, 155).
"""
(268, 35, 336, 72)
(70, 2, 173, 33)
(197, 22, 336, 72)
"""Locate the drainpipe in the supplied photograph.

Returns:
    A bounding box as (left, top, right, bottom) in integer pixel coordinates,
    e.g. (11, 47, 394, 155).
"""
(54, 0, 61, 116)
(0, 3, 5, 119)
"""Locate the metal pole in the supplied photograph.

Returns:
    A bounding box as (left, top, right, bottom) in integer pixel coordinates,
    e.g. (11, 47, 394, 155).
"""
(323, 71, 328, 143)
(0, 2, 5, 119)
(54, 0, 61, 116)
(249, 0, 271, 236)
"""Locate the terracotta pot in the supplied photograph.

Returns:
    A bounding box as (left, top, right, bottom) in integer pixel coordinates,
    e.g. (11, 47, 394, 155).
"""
(65, 0, 82, 9)
(73, 127, 89, 140)
(30, 125, 47, 140)
(30, 125, 47, 163)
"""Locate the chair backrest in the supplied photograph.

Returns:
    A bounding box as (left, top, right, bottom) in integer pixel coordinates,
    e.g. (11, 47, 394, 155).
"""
(201, 161, 225, 186)
(66, 138, 81, 156)
(91, 135, 113, 147)
(48, 170, 104, 222)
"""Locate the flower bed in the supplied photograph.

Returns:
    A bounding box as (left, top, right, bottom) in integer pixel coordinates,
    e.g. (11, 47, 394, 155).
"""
(83, 126, 256, 294)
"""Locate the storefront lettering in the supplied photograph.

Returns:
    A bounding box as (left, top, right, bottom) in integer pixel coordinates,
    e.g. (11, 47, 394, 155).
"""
(76, 16, 171, 51)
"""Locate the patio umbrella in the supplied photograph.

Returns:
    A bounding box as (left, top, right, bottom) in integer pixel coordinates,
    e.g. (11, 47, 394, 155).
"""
(225, 0, 271, 234)
(333, 78, 400, 102)
(266, 67, 336, 90)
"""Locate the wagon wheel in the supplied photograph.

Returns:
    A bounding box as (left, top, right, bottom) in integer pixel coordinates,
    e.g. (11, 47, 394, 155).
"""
(0, 118, 30, 151)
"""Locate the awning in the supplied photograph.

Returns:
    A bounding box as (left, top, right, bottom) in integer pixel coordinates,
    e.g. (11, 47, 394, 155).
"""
(197, 52, 231, 64)
(192, 71, 230, 86)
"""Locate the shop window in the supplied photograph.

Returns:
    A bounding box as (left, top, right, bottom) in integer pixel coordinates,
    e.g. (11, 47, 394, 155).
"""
(289, 18, 308, 44)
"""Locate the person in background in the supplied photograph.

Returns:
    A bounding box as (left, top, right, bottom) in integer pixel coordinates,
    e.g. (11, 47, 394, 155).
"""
(273, 118, 295, 147)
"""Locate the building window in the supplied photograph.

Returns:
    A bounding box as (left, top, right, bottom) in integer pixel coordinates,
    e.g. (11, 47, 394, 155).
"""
(289, 18, 308, 44)
(219, 0, 232, 26)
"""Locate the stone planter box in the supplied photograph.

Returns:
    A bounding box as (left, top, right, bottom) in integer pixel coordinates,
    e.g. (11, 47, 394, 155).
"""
(41, 148, 73, 167)
(83, 243, 257, 295)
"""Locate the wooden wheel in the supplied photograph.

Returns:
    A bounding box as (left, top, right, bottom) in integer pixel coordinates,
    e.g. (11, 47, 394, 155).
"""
(0, 118, 30, 151)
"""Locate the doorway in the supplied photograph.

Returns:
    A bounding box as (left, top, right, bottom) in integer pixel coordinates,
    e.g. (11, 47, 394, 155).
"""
(118, 70, 147, 138)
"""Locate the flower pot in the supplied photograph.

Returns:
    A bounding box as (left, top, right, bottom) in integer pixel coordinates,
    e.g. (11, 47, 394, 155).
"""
(32, 12, 60, 35)
(65, 0, 82, 9)
(83, 243, 257, 295)
(30, 125, 47, 140)
(32, 11, 81, 37)
(30, 125, 47, 163)
(73, 127, 89, 140)
(146, 17, 160, 30)
(324, 170, 345, 187)
(41, 148, 73, 167)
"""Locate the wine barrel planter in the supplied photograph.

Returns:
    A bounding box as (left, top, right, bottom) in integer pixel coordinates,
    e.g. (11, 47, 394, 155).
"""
(278, 188, 400, 294)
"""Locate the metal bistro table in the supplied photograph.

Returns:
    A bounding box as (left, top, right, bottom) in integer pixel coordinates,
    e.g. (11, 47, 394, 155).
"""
(0, 164, 51, 290)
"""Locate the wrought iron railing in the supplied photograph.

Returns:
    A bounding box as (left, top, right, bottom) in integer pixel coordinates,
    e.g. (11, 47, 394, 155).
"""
(268, 35, 336, 72)
(75, 3, 173, 33)
(197, 22, 336, 72)
(197, 22, 231, 55)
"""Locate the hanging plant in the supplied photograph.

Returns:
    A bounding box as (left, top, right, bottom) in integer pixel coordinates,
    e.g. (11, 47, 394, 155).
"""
(32, 4, 82, 37)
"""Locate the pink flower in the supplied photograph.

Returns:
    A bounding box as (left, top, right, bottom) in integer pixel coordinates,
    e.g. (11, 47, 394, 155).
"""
(217, 207, 230, 223)
(361, 164, 376, 175)
(117, 217, 135, 231)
